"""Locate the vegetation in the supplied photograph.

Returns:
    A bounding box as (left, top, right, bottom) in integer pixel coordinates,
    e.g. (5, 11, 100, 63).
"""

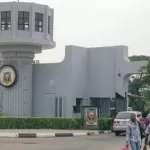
(0, 117, 82, 129)
(0, 117, 113, 130)
(128, 55, 150, 112)
(98, 118, 113, 131)
(129, 55, 150, 61)
(0, 109, 3, 116)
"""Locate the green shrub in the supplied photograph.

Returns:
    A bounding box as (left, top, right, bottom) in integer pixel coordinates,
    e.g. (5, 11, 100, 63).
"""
(0, 117, 113, 130)
(0, 109, 3, 116)
(98, 118, 113, 130)
(0, 117, 82, 129)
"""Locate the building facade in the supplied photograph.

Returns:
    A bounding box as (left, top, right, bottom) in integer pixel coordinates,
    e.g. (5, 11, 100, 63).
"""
(32, 45, 146, 117)
(0, 2, 146, 117)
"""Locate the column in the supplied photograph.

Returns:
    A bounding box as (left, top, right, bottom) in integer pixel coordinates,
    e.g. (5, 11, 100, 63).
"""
(0, 51, 34, 117)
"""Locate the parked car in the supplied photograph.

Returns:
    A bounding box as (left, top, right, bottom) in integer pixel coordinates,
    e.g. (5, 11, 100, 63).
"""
(113, 111, 141, 136)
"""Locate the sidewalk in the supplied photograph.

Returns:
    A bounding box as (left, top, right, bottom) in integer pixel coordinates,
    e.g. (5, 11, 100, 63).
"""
(0, 129, 111, 138)
(0, 129, 96, 133)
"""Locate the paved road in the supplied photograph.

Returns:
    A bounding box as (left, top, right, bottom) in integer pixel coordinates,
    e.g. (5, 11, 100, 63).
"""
(0, 133, 126, 150)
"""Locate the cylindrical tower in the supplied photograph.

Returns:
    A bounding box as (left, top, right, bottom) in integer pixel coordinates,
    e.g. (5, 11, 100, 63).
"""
(0, 2, 55, 117)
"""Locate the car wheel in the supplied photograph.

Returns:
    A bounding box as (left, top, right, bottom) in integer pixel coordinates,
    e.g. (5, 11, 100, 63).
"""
(115, 131, 120, 136)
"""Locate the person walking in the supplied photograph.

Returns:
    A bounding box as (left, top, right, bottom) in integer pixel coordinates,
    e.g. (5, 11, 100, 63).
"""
(126, 113, 141, 150)
(139, 112, 149, 127)
(139, 112, 149, 147)
(143, 123, 150, 150)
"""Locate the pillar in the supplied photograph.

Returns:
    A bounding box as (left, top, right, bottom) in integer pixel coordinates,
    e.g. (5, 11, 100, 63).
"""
(0, 51, 34, 117)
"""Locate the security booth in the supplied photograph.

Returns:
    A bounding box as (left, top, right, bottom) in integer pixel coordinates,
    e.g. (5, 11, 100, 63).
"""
(81, 106, 99, 129)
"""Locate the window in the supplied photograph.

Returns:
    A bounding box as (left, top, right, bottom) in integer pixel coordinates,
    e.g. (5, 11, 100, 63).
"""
(116, 112, 132, 119)
(48, 16, 50, 34)
(18, 11, 29, 31)
(1, 11, 11, 30)
(73, 98, 82, 113)
(35, 13, 43, 32)
(91, 99, 100, 106)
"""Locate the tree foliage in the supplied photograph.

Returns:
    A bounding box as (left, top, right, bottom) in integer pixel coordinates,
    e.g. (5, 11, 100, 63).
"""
(128, 55, 150, 112)
(129, 55, 150, 61)
(128, 75, 145, 111)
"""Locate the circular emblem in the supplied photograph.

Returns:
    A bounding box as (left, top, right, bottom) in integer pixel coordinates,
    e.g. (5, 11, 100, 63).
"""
(0, 65, 17, 87)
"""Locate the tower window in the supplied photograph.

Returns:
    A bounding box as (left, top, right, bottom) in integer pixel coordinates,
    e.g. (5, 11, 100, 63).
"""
(1, 11, 11, 30)
(35, 13, 43, 32)
(48, 16, 50, 34)
(18, 11, 29, 31)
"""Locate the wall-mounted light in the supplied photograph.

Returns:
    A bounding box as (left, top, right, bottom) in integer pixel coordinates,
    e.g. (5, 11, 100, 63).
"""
(118, 70, 121, 77)
(118, 73, 121, 77)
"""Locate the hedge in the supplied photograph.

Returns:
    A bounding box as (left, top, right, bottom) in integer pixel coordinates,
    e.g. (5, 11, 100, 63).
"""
(0, 117, 113, 130)
(98, 118, 113, 130)
(0, 109, 3, 116)
(0, 117, 82, 129)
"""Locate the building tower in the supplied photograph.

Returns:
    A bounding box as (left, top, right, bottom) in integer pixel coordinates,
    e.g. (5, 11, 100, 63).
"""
(0, 2, 55, 117)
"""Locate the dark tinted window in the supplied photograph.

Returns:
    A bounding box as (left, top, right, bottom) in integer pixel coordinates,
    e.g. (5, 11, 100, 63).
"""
(1, 11, 11, 30)
(35, 13, 43, 32)
(116, 113, 132, 119)
(18, 11, 29, 30)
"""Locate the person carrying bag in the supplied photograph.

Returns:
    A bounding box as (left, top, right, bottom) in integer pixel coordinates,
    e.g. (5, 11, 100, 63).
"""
(126, 113, 141, 150)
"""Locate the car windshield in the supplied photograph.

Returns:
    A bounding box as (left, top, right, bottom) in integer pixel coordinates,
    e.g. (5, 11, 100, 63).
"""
(116, 113, 132, 119)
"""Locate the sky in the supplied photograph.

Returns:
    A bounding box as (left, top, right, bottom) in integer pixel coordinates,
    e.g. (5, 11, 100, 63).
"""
(2, 0, 150, 63)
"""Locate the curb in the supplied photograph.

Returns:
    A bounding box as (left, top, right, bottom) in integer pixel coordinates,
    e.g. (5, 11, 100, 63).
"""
(0, 131, 111, 138)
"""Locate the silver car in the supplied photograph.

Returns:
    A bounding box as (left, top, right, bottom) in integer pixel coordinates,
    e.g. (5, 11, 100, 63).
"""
(113, 111, 141, 136)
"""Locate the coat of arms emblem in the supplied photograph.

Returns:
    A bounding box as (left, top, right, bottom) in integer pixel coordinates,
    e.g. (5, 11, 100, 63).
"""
(87, 109, 97, 124)
(0, 65, 16, 87)
(3, 72, 11, 83)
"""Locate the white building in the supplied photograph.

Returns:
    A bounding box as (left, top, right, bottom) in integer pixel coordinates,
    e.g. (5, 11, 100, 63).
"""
(0, 2, 146, 117)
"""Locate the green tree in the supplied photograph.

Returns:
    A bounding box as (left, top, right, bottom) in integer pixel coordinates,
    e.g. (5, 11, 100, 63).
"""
(128, 55, 150, 112)
(140, 60, 150, 86)
(128, 75, 145, 111)
(129, 55, 150, 61)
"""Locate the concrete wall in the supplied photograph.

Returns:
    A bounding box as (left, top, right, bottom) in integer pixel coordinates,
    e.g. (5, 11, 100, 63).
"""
(32, 45, 146, 117)
(33, 46, 73, 117)
(115, 46, 147, 97)
(87, 46, 146, 98)
(33, 45, 90, 117)
(71, 46, 88, 104)
(87, 47, 116, 98)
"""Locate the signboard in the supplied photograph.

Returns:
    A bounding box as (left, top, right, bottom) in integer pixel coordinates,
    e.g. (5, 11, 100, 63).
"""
(85, 107, 98, 126)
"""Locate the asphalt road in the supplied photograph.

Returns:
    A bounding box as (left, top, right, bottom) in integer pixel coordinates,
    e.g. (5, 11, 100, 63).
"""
(0, 133, 126, 150)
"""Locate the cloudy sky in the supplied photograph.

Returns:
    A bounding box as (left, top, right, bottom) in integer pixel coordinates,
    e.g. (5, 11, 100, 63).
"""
(2, 0, 150, 63)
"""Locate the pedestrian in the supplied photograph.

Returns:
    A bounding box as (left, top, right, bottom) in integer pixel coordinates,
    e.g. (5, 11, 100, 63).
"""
(139, 112, 149, 127)
(126, 113, 141, 150)
(143, 123, 150, 150)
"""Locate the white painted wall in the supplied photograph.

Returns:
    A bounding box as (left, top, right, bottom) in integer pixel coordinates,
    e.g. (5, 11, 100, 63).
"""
(32, 45, 146, 117)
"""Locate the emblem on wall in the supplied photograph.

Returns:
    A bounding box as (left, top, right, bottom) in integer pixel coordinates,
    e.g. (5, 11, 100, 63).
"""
(0, 65, 17, 87)
(86, 108, 98, 125)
